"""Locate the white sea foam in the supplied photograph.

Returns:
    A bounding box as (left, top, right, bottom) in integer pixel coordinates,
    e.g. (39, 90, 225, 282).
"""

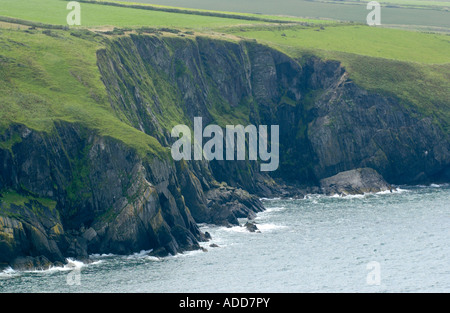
(375, 189, 393, 195)
(144, 256, 162, 262)
(126, 249, 153, 259)
(0, 267, 17, 279)
(324, 193, 366, 199)
(90, 253, 116, 258)
(394, 187, 410, 193)
(0, 258, 105, 277)
(223, 225, 249, 233)
(300, 194, 319, 201)
(412, 183, 449, 189)
(1, 267, 15, 274)
(377, 187, 409, 194)
(18, 258, 87, 274)
(122, 249, 164, 261)
(220, 222, 286, 234)
(337, 188, 409, 198)
(256, 223, 287, 232)
(304, 188, 410, 200)
(45, 258, 86, 273)
(258, 185, 426, 204)
(260, 206, 286, 214)
(168, 249, 205, 259)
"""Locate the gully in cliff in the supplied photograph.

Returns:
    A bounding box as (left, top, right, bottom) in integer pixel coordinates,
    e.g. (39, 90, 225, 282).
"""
(171, 117, 279, 172)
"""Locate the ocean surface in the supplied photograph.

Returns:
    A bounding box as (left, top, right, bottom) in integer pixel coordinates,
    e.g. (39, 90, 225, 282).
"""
(1, 184, 449, 293)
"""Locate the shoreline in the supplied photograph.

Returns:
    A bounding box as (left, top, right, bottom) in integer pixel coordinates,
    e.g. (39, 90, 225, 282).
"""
(2, 182, 447, 274)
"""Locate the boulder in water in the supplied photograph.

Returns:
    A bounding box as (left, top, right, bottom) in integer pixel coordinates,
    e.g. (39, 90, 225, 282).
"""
(320, 168, 393, 195)
(244, 221, 259, 233)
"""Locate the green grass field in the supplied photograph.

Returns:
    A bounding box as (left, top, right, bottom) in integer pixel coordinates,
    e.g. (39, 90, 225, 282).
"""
(118, 0, 450, 30)
(0, 0, 277, 28)
(320, 0, 450, 10)
(228, 24, 450, 64)
(1, 0, 449, 63)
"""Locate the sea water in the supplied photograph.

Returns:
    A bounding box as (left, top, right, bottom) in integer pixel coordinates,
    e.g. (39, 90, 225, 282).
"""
(1, 185, 449, 293)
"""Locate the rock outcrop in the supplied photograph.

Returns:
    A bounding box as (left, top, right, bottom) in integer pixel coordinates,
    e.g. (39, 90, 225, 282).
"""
(205, 185, 265, 226)
(320, 168, 393, 195)
(244, 221, 259, 233)
(0, 123, 206, 268)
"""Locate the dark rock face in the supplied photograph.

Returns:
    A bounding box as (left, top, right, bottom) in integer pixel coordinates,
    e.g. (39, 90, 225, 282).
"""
(0, 202, 66, 265)
(206, 185, 265, 226)
(305, 64, 450, 185)
(1, 35, 449, 269)
(320, 168, 393, 195)
(97, 35, 449, 186)
(10, 256, 53, 271)
(0, 123, 204, 268)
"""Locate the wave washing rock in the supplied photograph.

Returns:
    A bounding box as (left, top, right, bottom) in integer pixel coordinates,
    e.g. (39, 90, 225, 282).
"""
(206, 185, 265, 226)
(244, 221, 260, 233)
(319, 168, 394, 195)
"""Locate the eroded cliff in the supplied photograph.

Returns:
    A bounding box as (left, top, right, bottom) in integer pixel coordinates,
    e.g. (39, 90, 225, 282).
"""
(1, 34, 449, 269)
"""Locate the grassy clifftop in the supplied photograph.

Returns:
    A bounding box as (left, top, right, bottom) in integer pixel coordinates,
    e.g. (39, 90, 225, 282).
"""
(230, 24, 450, 131)
(0, 28, 166, 158)
(0, 0, 449, 154)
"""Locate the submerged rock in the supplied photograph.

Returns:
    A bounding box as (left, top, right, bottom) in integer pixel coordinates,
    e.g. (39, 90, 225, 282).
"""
(320, 168, 393, 195)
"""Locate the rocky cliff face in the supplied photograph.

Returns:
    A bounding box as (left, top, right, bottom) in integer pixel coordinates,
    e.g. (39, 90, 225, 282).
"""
(305, 58, 450, 184)
(0, 122, 205, 268)
(97, 35, 449, 185)
(1, 34, 449, 269)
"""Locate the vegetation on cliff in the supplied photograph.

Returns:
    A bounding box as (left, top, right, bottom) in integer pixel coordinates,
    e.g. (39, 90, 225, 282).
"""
(0, 0, 449, 267)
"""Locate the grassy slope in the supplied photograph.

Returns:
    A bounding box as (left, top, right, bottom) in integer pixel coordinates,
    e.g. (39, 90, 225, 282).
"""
(0, 0, 448, 157)
(230, 24, 450, 63)
(0, 0, 296, 160)
(0, 29, 166, 158)
(0, 190, 57, 215)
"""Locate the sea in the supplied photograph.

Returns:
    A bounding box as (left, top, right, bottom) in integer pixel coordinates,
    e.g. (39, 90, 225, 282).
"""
(1, 184, 449, 293)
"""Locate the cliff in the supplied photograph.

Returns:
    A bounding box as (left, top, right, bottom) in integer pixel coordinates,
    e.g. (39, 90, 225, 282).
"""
(1, 32, 449, 269)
